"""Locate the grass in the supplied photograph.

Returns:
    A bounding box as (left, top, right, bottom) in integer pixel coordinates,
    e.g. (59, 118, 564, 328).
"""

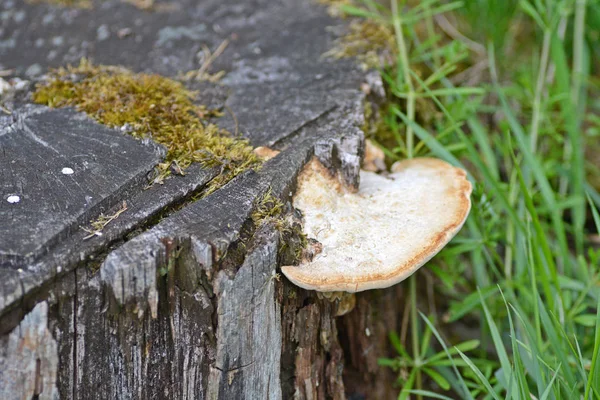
(331, 0, 600, 398)
(32, 60, 261, 194)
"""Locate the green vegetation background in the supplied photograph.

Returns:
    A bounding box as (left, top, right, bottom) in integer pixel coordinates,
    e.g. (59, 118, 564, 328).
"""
(325, 0, 600, 398)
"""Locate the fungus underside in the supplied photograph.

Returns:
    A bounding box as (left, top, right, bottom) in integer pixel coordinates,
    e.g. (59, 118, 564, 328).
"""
(32, 60, 262, 195)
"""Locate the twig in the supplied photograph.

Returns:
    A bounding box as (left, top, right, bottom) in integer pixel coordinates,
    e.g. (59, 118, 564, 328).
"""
(182, 39, 229, 82)
(450, 58, 488, 86)
(0, 104, 12, 115)
(399, 296, 411, 346)
(434, 14, 486, 56)
(81, 201, 128, 240)
(424, 269, 437, 318)
(224, 104, 239, 136)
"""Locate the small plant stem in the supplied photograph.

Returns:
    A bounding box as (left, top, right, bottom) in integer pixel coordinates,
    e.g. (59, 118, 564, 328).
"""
(504, 168, 519, 279)
(554, 14, 569, 200)
(425, 5, 440, 71)
(410, 274, 422, 399)
(529, 28, 551, 152)
(391, 0, 415, 159)
(567, 0, 587, 256)
(571, 0, 586, 106)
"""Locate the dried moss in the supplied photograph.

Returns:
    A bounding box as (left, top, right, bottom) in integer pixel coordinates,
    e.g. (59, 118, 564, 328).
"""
(28, 0, 160, 10)
(27, 0, 91, 8)
(81, 201, 128, 240)
(32, 60, 262, 194)
(122, 0, 154, 10)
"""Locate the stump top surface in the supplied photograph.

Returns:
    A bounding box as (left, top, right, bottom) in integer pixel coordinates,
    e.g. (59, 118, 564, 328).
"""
(1, 0, 363, 146)
(0, 106, 161, 267)
(0, 0, 368, 319)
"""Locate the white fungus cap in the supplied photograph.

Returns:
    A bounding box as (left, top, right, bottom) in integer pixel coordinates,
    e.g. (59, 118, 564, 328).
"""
(281, 157, 472, 293)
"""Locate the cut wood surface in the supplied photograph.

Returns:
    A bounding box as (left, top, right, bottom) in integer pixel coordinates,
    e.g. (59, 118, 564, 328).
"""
(0, 0, 403, 398)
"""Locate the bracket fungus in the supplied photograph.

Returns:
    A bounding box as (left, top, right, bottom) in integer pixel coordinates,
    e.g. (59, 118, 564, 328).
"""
(281, 157, 472, 292)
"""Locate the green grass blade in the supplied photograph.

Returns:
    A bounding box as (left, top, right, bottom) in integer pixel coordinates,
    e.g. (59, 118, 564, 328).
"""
(587, 194, 600, 234)
(539, 363, 561, 400)
(420, 312, 474, 400)
(405, 390, 454, 400)
(478, 288, 517, 398)
(467, 118, 499, 180)
(550, 29, 586, 255)
(488, 43, 571, 267)
(584, 296, 600, 400)
(394, 110, 465, 170)
(457, 349, 502, 400)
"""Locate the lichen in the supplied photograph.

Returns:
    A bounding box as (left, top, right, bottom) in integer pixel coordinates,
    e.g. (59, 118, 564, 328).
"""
(251, 190, 308, 264)
(32, 59, 262, 194)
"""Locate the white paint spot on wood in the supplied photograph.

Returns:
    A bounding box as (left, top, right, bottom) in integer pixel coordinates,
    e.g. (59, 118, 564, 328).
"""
(61, 167, 74, 175)
(6, 195, 20, 203)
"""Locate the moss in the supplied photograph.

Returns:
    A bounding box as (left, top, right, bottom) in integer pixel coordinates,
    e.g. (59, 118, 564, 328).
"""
(316, 0, 354, 17)
(324, 20, 395, 69)
(28, 0, 159, 9)
(33, 59, 262, 194)
(251, 190, 308, 264)
(27, 0, 92, 8)
(316, 0, 351, 5)
(251, 190, 285, 226)
(122, 0, 154, 10)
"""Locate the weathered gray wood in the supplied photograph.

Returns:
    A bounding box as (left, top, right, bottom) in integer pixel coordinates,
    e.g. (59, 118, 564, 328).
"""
(208, 224, 282, 399)
(49, 250, 216, 399)
(0, 0, 406, 399)
(0, 302, 58, 400)
(0, 105, 163, 268)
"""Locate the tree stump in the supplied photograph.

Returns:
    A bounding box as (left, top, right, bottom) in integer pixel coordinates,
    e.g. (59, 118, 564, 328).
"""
(0, 0, 404, 398)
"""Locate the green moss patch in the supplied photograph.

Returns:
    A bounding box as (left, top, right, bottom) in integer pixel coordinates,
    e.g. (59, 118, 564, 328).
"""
(251, 190, 307, 264)
(33, 60, 261, 194)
